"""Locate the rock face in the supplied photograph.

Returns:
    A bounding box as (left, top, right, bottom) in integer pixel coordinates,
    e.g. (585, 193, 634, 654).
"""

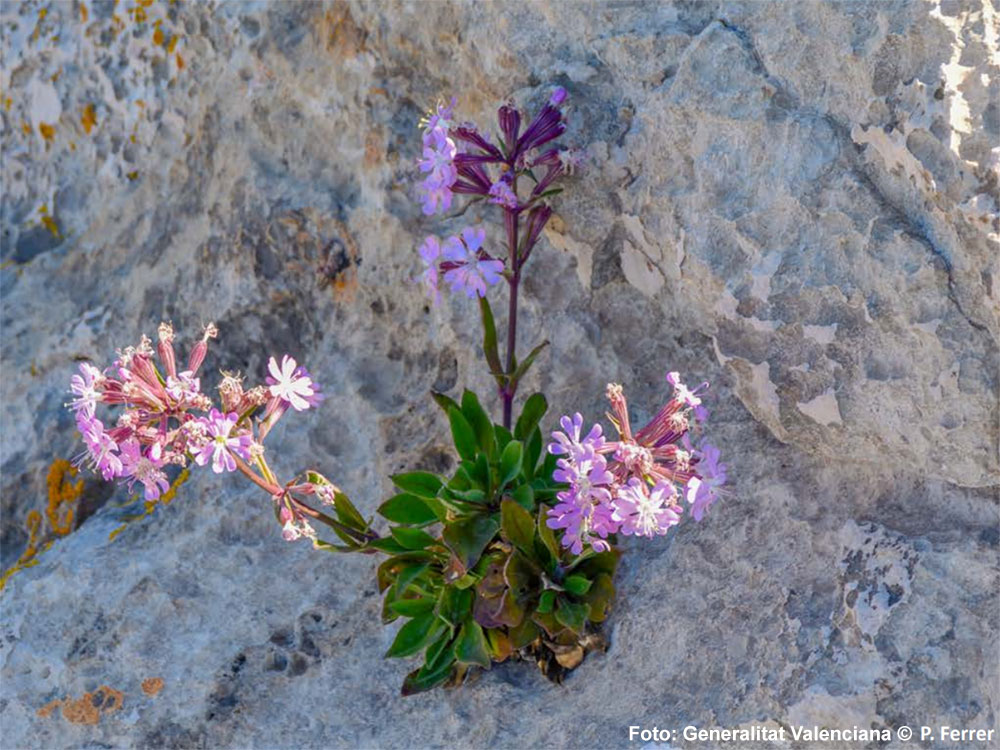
(1, 1, 997, 747)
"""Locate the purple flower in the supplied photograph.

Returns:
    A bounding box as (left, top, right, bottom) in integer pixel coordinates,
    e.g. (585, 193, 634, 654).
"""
(488, 179, 518, 209)
(77, 413, 122, 480)
(549, 86, 567, 106)
(119, 439, 170, 501)
(421, 98, 456, 145)
(279, 505, 317, 542)
(421, 180, 454, 216)
(68, 362, 103, 417)
(193, 409, 253, 474)
(416, 235, 442, 305)
(441, 228, 504, 298)
(612, 478, 681, 537)
(547, 467, 618, 555)
(267, 355, 317, 412)
(686, 442, 726, 521)
(419, 130, 457, 187)
(548, 412, 605, 464)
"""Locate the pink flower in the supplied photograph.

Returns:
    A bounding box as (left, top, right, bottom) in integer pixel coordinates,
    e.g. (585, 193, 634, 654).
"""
(119, 439, 170, 500)
(267, 355, 316, 412)
(193, 409, 253, 474)
(68, 362, 103, 417)
(77, 413, 122, 480)
(279, 505, 317, 542)
(613, 478, 682, 538)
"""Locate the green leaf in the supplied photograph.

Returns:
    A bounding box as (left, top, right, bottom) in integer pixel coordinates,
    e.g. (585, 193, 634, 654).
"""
(453, 619, 491, 669)
(537, 589, 556, 614)
(499, 440, 523, 488)
(570, 549, 621, 579)
(470, 454, 491, 493)
(536, 505, 560, 562)
(494, 424, 512, 451)
(564, 574, 592, 596)
(438, 585, 474, 626)
(461, 390, 495, 459)
(448, 407, 477, 461)
(395, 562, 430, 595)
(554, 597, 589, 633)
(390, 527, 436, 550)
(424, 630, 456, 673)
(524, 427, 543, 479)
(442, 515, 500, 573)
(430, 391, 460, 416)
(389, 597, 436, 617)
(400, 661, 453, 696)
(583, 573, 616, 622)
(377, 552, 432, 593)
(508, 618, 540, 649)
(331, 491, 368, 531)
(385, 613, 445, 658)
(500, 499, 535, 555)
(504, 550, 540, 602)
(510, 341, 550, 385)
(378, 493, 438, 525)
(478, 296, 504, 379)
(391, 471, 443, 498)
(512, 483, 534, 512)
(367, 536, 409, 554)
(514, 393, 548, 440)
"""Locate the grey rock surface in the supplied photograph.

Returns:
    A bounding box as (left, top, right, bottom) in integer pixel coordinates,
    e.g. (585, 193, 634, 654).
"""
(1, 1, 998, 748)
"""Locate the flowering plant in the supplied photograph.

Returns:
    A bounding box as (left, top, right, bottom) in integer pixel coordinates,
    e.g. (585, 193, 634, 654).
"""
(68, 87, 726, 695)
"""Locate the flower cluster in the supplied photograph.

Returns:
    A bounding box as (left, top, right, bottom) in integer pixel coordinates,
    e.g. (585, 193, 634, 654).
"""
(67, 323, 333, 541)
(413, 89, 572, 302)
(546, 371, 726, 553)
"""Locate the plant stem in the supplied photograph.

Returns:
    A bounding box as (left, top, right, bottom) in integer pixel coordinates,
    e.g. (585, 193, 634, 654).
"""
(502, 202, 519, 430)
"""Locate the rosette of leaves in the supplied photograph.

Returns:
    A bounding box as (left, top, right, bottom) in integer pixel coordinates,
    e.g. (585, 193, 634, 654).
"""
(373, 387, 618, 695)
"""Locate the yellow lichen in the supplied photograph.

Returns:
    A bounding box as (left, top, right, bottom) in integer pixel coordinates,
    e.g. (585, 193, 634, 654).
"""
(80, 3, 88, 23)
(152, 26, 164, 46)
(167, 34, 179, 53)
(46, 459, 83, 536)
(81, 103, 97, 134)
(0, 511, 44, 591)
(39, 122, 56, 141)
(108, 467, 190, 542)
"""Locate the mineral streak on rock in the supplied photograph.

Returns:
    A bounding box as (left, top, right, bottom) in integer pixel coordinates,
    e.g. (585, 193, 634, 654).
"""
(1, 1, 997, 748)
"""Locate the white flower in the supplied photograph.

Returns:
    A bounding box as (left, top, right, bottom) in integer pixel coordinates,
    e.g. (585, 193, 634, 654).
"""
(267, 355, 315, 412)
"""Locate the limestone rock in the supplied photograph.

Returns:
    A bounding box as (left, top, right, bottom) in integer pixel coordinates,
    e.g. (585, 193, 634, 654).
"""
(1, 1, 997, 747)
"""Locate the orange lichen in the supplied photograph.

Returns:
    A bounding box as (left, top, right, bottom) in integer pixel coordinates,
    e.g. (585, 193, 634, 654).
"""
(46, 459, 83, 536)
(21, 121, 32, 135)
(36, 700, 61, 718)
(141, 677, 164, 697)
(56, 686, 124, 725)
(39, 122, 56, 141)
(80, 3, 88, 23)
(81, 103, 97, 134)
(175, 53, 184, 70)
(3, 96, 12, 111)
(152, 26, 164, 47)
